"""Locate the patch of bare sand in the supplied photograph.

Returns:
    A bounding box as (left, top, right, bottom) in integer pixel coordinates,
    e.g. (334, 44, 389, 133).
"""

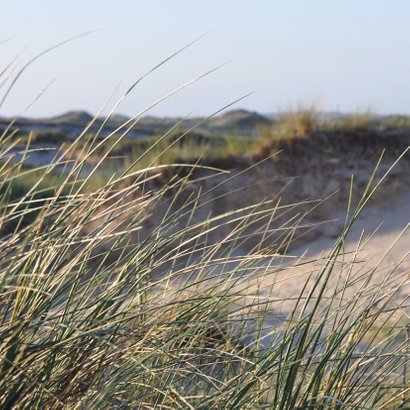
(230, 190, 409, 333)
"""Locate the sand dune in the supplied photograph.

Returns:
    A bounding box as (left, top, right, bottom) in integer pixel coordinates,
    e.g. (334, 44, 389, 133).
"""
(236, 189, 410, 325)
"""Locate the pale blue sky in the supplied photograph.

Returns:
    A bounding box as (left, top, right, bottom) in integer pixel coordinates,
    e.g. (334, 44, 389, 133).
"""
(2, 1, 410, 117)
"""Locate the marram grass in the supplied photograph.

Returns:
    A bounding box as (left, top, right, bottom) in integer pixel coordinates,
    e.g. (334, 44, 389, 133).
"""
(0, 40, 409, 409)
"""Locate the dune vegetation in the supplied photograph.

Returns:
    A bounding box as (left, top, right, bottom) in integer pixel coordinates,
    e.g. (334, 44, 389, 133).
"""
(0, 41, 409, 409)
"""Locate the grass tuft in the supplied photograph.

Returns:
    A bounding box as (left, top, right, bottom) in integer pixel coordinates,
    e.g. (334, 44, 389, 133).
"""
(0, 46, 408, 409)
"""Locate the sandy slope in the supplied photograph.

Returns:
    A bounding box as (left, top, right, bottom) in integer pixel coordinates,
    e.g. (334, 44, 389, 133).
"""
(295, 190, 410, 262)
(236, 189, 410, 322)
